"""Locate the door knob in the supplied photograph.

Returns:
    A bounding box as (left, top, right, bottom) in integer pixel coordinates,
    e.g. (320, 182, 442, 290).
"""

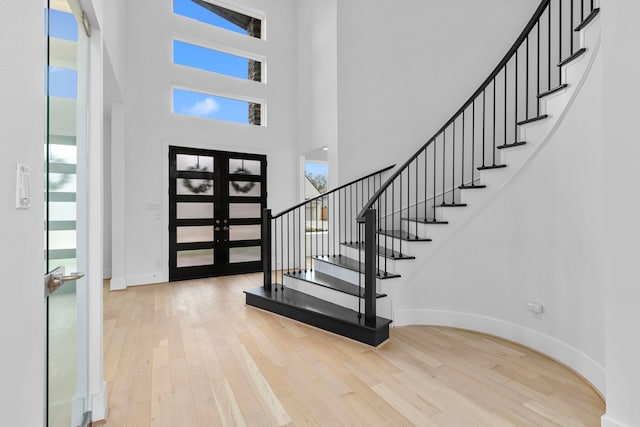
(214, 226, 221, 231)
(223, 226, 229, 231)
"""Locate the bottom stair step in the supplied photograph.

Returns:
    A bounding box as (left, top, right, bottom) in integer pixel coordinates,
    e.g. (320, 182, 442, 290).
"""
(244, 286, 391, 346)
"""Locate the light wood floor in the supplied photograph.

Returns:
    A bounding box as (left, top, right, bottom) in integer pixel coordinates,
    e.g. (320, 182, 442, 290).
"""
(102, 273, 604, 426)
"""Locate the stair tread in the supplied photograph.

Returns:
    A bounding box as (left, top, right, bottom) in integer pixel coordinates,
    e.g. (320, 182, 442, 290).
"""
(245, 287, 391, 346)
(285, 270, 387, 298)
(497, 141, 527, 149)
(538, 84, 569, 99)
(517, 115, 548, 126)
(342, 242, 416, 260)
(478, 164, 507, 170)
(558, 48, 586, 67)
(314, 255, 401, 279)
(440, 202, 468, 207)
(575, 8, 600, 32)
(459, 184, 487, 189)
(402, 217, 449, 224)
(377, 229, 432, 241)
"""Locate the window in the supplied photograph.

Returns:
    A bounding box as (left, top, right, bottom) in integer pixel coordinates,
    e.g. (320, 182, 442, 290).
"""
(173, 0, 262, 39)
(173, 40, 262, 82)
(173, 88, 262, 125)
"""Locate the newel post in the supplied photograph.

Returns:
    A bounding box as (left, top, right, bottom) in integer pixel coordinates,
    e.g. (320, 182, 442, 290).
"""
(262, 208, 272, 291)
(364, 208, 377, 325)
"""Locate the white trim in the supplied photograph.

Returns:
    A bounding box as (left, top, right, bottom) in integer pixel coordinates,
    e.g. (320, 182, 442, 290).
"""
(89, 380, 108, 422)
(393, 308, 606, 396)
(126, 272, 166, 287)
(109, 276, 127, 291)
(601, 415, 626, 427)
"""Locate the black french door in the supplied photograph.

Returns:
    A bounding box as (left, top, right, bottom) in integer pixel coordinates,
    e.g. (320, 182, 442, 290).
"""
(169, 146, 267, 281)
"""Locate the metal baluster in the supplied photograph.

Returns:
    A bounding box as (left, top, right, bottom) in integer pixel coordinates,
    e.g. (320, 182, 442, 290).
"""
(452, 120, 456, 203)
(383, 189, 387, 275)
(279, 216, 283, 286)
(571, 0, 574, 54)
(472, 101, 476, 183)
(537, 19, 541, 116)
(581, 0, 584, 23)
(415, 155, 418, 238)
(392, 181, 395, 257)
(274, 216, 278, 290)
(504, 66, 507, 147)
(424, 144, 428, 220)
(432, 137, 437, 221)
(399, 169, 403, 256)
(548, 4, 552, 91)
(462, 110, 465, 186)
(287, 213, 290, 276)
(493, 79, 496, 165)
(526, 36, 530, 118)
(559, 0, 563, 83)
(515, 49, 519, 139)
(407, 162, 411, 239)
(442, 129, 446, 203)
(482, 91, 486, 167)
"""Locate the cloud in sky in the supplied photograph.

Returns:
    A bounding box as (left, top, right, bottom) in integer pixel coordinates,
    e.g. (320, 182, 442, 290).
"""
(185, 97, 220, 116)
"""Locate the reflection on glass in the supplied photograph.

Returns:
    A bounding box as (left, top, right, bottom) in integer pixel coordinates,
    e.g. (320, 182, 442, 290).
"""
(229, 181, 261, 197)
(49, 173, 77, 193)
(177, 249, 214, 267)
(229, 203, 261, 219)
(49, 202, 77, 221)
(48, 281, 77, 427)
(176, 178, 214, 195)
(177, 226, 213, 243)
(177, 202, 214, 219)
(229, 158, 261, 175)
(229, 246, 261, 263)
(49, 230, 77, 250)
(176, 154, 214, 172)
(229, 225, 260, 241)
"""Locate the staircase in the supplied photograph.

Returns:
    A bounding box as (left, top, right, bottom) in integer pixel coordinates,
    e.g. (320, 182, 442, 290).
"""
(245, 0, 601, 346)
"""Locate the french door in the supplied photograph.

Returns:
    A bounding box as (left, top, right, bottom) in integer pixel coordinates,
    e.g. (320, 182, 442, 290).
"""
(169, 146, 267, 281)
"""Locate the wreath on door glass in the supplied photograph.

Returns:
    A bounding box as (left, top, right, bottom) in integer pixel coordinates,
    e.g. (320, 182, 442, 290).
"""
(230, 160, 256, 194)
(182, 157, 213, 194)
(48, 155, 71, 191)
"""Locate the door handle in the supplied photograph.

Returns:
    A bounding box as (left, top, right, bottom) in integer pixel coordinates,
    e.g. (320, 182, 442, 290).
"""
(214, 226, 221, 231)
(222, 226, 229, 231)
(45, 267, 85, 296)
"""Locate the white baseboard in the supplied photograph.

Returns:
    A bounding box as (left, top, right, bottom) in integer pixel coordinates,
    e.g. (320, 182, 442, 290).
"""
(109, 276, 127, 291)
(126, 272, 165, 286)
(601, 415, 625, 427)
(90, 380, 108, 422)
(393, 308, 606, 396)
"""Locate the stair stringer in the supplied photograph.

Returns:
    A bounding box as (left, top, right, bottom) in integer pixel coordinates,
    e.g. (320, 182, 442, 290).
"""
(379, 13, 601, 299)
(381, 15, 605, 393)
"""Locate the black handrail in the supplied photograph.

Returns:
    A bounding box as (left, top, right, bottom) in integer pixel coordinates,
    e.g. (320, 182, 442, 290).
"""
(357, 0, 551, 222)
(274, 164, 394, 219)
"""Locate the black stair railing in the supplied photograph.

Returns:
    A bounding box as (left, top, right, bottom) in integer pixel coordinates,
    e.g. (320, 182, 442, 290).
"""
(356, 0, 599, 301)
(262, 164, 394, 317)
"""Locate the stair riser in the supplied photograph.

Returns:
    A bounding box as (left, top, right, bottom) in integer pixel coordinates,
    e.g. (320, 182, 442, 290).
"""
(283, 275, 363, 311)
(313, 257, 386, 292)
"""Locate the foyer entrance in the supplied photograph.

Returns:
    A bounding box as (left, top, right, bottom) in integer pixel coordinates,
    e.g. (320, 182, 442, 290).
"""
(169, 146, 267, 281)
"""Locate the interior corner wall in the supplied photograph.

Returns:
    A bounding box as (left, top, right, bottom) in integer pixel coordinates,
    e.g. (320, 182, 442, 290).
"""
(296, 0, 339, 188)
(122, 0, 298, 285)
(601, 0, 640, 425)
(394, 45, 606, 392)
(336, 0, 540, 183)
(0, 1, 46, 425)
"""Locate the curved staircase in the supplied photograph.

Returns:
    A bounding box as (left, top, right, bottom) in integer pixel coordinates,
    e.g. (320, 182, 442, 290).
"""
(245, 0, 601, 346)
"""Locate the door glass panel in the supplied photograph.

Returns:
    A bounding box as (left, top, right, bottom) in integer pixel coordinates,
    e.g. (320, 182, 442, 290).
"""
(229, 158, 261, 175)
(47, 281, 78, 427)
(229, 181, 261, 197)
(229, 225, 261, 241)
(177, 249, 214, 267)
(229, 203, 261, 219)
(176, 178, 214, 195)
(176, 154, 214, 171)
(46, 1, 89, 426)
(177, 202, 213, 219)
(229, 246, 261, 263)
(177, 226, 213, 243)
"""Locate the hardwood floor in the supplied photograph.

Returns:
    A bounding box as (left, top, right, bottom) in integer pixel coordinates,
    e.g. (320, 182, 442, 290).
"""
(103, 274, 604, 426)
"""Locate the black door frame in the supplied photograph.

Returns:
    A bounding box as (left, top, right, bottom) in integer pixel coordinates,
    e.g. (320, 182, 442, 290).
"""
(169, 146, 267, 281)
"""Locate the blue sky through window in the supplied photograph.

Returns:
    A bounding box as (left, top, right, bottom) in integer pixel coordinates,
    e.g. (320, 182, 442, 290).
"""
(173, 40, 251, 80)
(173, 88, 251, 124)
(49, 9, 78, 41)
(173, 0, 246, 35)
(48, 9, 78, 99)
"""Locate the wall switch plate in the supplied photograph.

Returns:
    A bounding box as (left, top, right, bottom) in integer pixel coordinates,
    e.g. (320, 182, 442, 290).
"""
(16, 163, 31, 209)
(527, 301, 544, 314)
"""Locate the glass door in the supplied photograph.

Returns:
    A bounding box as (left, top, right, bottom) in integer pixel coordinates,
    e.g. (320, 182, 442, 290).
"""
(45, 0, 90, 426)
(169, 146, 267, 281)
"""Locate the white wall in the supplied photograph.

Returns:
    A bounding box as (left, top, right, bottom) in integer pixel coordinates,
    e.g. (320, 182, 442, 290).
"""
(391, 30, 607, 392)
(336, 0, 540, 183)
(601, 0, 640, 425)
(0, 1, 46, 425)
(119, 0, 298, 285)
(296, 0, 339, 188)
